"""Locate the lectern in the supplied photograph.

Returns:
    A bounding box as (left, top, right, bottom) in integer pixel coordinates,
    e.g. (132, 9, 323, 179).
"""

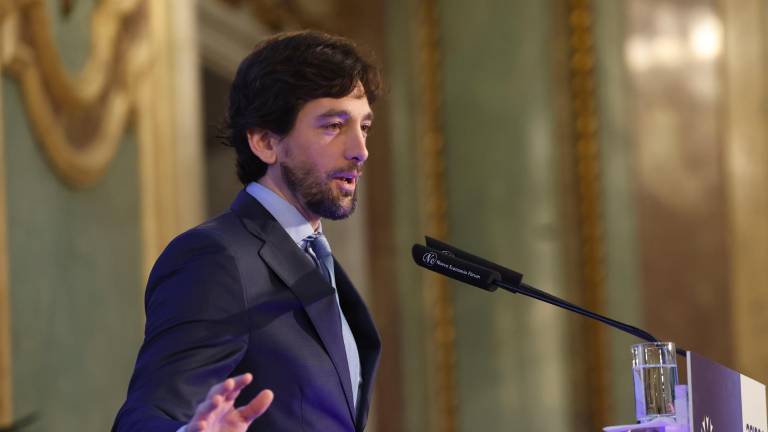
(604, 350, 767, 432)
(411, 238, 768, 432)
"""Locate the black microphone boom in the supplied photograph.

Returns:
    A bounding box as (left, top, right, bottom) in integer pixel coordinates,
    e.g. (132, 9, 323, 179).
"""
(413, 238, 687, 357)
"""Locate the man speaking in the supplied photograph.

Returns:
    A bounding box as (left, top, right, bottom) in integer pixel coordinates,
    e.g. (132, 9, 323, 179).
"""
(113, 31, 381, 432)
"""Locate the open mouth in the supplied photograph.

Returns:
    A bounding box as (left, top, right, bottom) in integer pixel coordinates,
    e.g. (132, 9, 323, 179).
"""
(331, 172, 360, 185)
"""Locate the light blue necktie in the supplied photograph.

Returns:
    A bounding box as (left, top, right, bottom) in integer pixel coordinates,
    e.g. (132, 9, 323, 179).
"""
(303, 232, 362, 412)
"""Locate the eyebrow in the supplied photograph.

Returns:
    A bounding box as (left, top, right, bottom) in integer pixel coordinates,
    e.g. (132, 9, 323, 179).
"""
(317, 109, 374, 121)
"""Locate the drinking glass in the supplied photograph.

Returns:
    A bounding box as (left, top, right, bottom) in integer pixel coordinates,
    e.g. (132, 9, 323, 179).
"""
(631, 342, 678, 423)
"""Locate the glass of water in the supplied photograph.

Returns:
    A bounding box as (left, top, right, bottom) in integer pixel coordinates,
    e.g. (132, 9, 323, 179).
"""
(631, 342, 678, 423)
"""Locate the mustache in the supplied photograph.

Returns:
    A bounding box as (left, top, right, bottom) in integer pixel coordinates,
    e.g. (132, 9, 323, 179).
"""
(327, 163, 364, 177)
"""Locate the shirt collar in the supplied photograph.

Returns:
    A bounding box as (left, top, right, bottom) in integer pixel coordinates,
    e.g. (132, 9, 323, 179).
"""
(245, 182, 319, 246)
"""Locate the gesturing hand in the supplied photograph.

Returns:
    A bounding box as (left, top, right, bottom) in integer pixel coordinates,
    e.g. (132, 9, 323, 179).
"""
(186, 373, 273, 432)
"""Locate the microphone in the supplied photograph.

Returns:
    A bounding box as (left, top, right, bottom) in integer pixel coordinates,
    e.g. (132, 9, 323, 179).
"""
(426, 236, 595, 315)
(412, 244, 500, 291)
(413, 238, 686, 356)
(425, 236, 523, 289)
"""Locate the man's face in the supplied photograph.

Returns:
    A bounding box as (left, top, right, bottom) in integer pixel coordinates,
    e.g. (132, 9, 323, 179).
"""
(276, 85, 373, 221)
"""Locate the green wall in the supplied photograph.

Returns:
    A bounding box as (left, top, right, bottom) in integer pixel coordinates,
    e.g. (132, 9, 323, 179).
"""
(4, 53, 142, 432)
(386, 0, 646, 430)
(439, 0, 574, 430)
(593, 0, 644, 423)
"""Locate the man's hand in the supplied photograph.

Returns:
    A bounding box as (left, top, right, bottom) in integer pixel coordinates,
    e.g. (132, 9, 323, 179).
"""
(186, 373, 273, 432)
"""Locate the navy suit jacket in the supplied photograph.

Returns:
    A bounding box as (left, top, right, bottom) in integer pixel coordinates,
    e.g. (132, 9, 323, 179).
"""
(113, 190, 381, 431)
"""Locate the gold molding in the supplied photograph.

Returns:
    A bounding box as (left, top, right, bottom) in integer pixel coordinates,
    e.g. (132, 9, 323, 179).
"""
(419, 0, 457, 431)
(0, 1, 204, 422)
(136, 0, 181, 282)
(169, 2, 205, 233)
(0, 0, 185, 282)
(1, 0, 149, 188)
(135, 0, 204, 281)
(567, 0, 608, 428)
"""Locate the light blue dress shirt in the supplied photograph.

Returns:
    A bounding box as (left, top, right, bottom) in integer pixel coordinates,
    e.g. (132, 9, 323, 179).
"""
(245, 182, 363, 412)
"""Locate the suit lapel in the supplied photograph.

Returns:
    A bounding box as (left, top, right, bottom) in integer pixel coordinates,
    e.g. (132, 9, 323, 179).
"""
(231, 190, 357, 422)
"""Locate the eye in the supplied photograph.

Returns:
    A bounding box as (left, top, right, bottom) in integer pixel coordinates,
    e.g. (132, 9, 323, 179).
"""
(361, 123, 373, 135)
(323, 122, 343, 132)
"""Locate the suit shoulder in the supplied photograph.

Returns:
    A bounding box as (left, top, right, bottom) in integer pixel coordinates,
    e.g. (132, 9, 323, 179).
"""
(165, 211, 248, 252)
(148, 211, 250, 279)
(143, 211, 259, 305)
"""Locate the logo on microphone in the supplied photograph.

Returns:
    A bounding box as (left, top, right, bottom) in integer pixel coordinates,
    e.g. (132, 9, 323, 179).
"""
(423, 252, 437, 266)
(700, 416, 713, 432)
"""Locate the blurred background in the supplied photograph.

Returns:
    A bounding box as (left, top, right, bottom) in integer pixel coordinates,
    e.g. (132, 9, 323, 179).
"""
(1, 0, 767, 430)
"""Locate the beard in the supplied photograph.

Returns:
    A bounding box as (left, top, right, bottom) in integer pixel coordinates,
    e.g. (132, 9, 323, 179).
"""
(280, 159, 360, 220)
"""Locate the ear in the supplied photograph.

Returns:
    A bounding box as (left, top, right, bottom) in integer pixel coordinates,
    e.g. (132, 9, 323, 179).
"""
(247, 129, 279, 165)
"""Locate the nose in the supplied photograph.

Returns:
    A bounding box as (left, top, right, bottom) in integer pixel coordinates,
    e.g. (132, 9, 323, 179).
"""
(345, 126, 369, 163)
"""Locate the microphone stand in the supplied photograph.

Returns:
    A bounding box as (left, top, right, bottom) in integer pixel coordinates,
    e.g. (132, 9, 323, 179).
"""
(416, 238, 687, 357)
(496, 279, 676, 353)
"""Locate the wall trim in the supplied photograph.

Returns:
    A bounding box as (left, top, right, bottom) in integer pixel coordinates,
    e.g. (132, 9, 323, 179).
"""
(1, 0, 149, 188)
(419, 0, 457, 431)
(567, 0, 609, 428)
(136, 0, 205, 280)
(0, 2, 205, 421)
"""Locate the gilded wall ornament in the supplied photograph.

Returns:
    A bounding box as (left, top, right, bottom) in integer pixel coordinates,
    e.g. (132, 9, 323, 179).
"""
(567, 0, 609, 428)
(0, 1, 203, 425)
(0, 0, 151, 188)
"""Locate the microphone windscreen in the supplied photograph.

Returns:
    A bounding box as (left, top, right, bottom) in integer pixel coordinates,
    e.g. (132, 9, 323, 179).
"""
(412, 244, 500, 291)
(425, 236, 524, 288)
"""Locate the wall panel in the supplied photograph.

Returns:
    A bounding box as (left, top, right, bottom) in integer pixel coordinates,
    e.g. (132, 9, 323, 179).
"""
(0, 1, 204, 430)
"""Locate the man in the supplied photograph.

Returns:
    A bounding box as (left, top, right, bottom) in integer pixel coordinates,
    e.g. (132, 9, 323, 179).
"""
(113, 31, 381, 432)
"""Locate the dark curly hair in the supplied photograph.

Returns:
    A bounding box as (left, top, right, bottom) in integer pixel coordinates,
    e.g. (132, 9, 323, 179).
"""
(222, 30, 382, 185)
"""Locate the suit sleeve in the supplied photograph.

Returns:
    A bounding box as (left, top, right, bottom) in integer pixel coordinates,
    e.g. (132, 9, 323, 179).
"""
(113, 229, 250, 432)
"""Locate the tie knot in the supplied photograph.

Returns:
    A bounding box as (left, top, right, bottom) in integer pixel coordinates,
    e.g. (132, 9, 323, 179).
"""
(304, 232, 332, 259)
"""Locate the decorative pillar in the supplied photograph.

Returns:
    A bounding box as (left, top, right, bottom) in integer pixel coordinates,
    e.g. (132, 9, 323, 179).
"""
(567, 0, 609, 427)
(420, 0, 458, 431)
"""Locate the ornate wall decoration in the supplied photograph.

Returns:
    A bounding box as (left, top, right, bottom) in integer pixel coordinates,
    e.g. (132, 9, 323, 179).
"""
(0, 1, 203, 425)
(567, 0, 609, 428)
(0, 0, 191, 289)
(0, 0, 151, 188)
(419, 0, 458, 431)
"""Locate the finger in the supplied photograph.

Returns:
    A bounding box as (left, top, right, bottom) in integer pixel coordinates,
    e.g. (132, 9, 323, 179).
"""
(207, 373, 252, 399)
(187, 419, 207, 432)
(238, 389, 274, 422)
(206, 378, 233, 399)
(224, 373, 254, 402)
(192, 394, 223, 422)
